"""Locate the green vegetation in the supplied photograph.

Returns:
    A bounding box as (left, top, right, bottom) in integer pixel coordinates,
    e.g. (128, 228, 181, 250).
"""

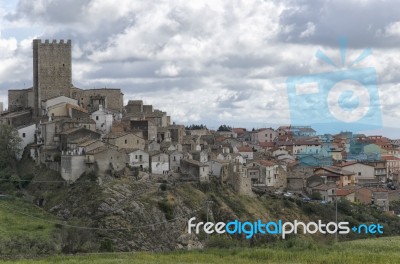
(1, 237, 400, 263)
(158, 196, 176, 220)
(217, 124, 232, 132)
(185, 124, 207, 130)
(0, 197, 60, 255)
(0, 124, 22, 168)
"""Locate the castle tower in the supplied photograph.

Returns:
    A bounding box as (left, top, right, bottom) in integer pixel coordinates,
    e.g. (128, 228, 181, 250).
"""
(32, 39, 72, 116)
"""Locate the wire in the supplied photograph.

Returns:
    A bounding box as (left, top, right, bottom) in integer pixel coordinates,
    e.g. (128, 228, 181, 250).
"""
(0, 178, 66, 183)
(0, 200, 206, 231)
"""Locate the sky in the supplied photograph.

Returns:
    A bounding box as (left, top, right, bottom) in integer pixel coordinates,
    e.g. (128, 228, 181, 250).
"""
(1, 0, 400, 137)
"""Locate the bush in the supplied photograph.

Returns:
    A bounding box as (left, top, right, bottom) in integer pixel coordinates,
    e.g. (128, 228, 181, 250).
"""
(160, 183, 167, 191)
(158, 199, 175, 220)
(310, 192, 322, 200)
(100, 238, 114, 252)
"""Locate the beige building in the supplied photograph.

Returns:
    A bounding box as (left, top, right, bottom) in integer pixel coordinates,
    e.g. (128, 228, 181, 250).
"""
(314, 166, 357, 187)
(251, 128, 276, 143)
(103, 132, 146, 150)
(86, 146, 127, 178)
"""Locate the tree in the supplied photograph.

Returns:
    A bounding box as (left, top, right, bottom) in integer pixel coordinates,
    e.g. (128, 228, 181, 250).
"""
(185, 124, 207, 130)
(0, 124, 22, 169)
(310, 192, 322, 200)
(217, 124, 232, 132)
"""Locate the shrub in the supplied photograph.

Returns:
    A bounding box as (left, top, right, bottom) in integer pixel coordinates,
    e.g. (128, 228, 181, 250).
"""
(160, 183, 167, 191)
(158, 199, 175, 220)
(100, 238, 114, 252)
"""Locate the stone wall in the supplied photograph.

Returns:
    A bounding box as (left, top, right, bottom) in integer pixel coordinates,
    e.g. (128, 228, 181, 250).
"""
(33, 39, 72, 116)
(8, 89, 32, 111)
(274, 165, 287, 189)
(125, 100, 143, 113)
(61, 155, 86, 182)
(221, 162, 253, 196)
(71, 87, 124, 113)
(168, 125, 185, 144)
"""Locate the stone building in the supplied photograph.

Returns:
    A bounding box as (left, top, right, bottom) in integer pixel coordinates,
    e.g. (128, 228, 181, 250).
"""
(70, 87, 124, 113)
(0, 110, 32, 127)
(181, 159, 210, 182)
(167, 124, 185, 144)
(221, 162, 253, 196)
(85, 146, 127, 178)
(103, 132, 146, 150)
(129, 120, 157, 141)
(32, 39, 72, 116)
(8, 39, 123, 116)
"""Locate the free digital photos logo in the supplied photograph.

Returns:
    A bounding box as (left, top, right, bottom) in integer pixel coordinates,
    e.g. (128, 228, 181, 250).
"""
(188, 218, 383, 239)
(286, 38, 382, 132)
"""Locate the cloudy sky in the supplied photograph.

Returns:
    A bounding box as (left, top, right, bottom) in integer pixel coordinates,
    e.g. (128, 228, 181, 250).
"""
(1, 0, 400, 136)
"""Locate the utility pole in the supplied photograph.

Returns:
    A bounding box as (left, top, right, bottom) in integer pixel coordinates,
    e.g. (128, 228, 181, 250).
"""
(335, 184, 338, 243)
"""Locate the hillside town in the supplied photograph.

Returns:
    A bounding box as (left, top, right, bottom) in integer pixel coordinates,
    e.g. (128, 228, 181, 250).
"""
(1, 39, 399, 213)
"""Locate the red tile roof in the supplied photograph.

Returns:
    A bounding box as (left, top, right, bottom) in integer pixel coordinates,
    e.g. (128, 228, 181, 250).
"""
(259, 142, 275, 148)
(336, 189, 355, 196)
(238, 146, 253, 152)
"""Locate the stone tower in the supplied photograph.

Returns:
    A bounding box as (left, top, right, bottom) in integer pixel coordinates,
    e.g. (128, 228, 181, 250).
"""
(32, 39, 72, 116)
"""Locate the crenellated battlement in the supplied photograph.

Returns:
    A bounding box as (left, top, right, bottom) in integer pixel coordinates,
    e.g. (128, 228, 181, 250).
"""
(33, 39, 71, 46)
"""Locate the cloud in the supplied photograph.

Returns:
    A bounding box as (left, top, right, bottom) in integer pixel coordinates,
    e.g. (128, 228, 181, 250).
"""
(155, 63, 181, 77)
(1, 0, 400, 133)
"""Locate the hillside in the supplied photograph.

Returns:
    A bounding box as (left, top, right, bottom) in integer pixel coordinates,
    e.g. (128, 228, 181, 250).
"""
(0, 197, 60, 255)
(1, 154, 400, 255)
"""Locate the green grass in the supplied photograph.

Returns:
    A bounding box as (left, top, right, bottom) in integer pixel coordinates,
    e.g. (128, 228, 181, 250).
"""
(2, 236, 400, 264)
(0, 197, 60, 255)
(0, 198, 56, 238)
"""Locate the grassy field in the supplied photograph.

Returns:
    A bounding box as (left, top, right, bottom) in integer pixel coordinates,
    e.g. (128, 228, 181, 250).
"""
(0, 196, 60, 255)
(1, 236, 400, 264)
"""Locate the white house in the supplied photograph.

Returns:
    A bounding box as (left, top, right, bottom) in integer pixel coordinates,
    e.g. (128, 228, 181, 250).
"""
(126, 149, 149, 170)
(209, 159, 230, 177)
(91, 105, 114, 134)
(237, 146, 253, 163)
(293, 141, 322, 156)
(17, 123, 36, 159)
(149, 151, 169, 174)
(41, 96, 78, 116)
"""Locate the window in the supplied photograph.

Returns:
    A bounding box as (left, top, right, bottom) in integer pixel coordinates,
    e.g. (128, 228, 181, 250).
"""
(22, 133, 26, 138)
(137, 140, 139, 144)
(125, 139, 127, 144)
(358, 172, 361, 176)
(96, 116, 99, 120)
(135, 155, 138, 159)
